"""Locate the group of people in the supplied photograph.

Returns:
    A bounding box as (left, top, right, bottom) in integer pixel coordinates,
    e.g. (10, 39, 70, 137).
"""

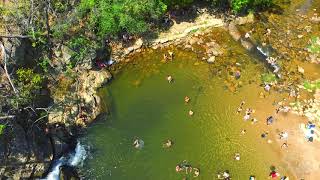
(176, 160, 200, 177)
(305, 122, 317, 142)
(237, 101, 257, 124)
(163, 51, 174, 62)
(217, 170, 231, 179)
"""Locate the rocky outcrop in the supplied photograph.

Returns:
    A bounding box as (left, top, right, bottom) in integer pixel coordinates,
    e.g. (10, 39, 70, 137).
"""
(111, 11, 225, 62)
(48, 69, 112, 126)
(0, 117, 75, 179)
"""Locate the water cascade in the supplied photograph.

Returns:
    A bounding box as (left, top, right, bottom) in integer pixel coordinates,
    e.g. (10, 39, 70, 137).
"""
(42, 142, 87, 180)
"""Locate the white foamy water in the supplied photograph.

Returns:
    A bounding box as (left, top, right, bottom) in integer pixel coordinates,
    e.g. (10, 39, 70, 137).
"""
(42, 142, 87, 180)
(256, 46, 268, 57)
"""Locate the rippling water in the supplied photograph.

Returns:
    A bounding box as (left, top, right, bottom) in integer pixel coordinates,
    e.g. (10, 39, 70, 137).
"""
(81, 31, 292, 179)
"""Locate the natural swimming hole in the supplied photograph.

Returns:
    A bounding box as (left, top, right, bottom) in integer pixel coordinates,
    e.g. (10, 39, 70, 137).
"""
(81, 43, 291, 179)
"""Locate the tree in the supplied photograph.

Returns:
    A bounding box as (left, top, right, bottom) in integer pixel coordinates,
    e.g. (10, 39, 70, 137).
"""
(230, 0, 273, 13)
(78, 0, 167, 37)
(162, 0, 194, 8)
(13, 68, 43, 106)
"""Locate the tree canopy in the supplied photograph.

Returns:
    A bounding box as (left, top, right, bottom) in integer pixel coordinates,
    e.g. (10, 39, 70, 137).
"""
(78, 0, 167, 36)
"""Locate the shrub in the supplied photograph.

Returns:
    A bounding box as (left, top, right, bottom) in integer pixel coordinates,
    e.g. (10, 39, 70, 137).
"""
(0, 124, 5, 135)
(231, 0, 273, 13)
(14, 68, 43, 105)
(307, 37, 320, 54)
(261, 73, 277, 84)
(78, 0, 167, 37)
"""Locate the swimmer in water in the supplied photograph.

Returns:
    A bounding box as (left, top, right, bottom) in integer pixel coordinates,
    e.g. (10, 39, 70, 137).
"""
(163, 139, 173, 148)
(189, 110, 194, 116)
(184, 96, 190, 103)
(193, 168, 200, 177)
(234, 153, 240, 161)
(167, 75, 173, 83)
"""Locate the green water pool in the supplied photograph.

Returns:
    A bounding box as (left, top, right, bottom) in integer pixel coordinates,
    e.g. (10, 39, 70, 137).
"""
(82, 41, 290, 179)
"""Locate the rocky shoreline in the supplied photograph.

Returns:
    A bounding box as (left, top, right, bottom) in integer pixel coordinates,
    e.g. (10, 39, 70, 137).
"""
(1, 3, 319, 178)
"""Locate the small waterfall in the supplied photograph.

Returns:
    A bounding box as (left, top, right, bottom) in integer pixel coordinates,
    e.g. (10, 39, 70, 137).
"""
(256, 46, 268, 57)
(42, 142, 87, 180)
(256, 46, 281, 78)
(107, 56, 115, 65)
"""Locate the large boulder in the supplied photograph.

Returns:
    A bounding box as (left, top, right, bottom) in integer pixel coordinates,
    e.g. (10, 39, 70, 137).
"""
(48, 70, 112, 126)
(0, 119, 52, 179)
(228, 22, 241, 41)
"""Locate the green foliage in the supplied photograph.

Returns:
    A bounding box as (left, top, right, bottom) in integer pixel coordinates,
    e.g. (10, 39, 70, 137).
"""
(14, 68, 43, 105)
(78, 0, 167, 36)
(231, 0, 250, 13)
(162, 0, 194, 8)
(52, 76, 75, 100)
(67, 36, 94, 67)
(38, 57, 50, 73)
(52, 0, 69, 13)
(231, 0, 273, 13)
(0, 124, 5, 135)
(28, 29, 47, 48)
(52, 23, 70, 39)
(307, 37, 320, 54)
(261, 73, 277, 84)
(303, 80, 320, 92)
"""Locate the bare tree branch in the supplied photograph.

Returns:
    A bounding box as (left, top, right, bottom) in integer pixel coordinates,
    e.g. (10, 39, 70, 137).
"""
(0, 35, 31, 38)
(32, 114, 48, 126)
(0, 42, 18, 94)
(0, 115, 15, 120)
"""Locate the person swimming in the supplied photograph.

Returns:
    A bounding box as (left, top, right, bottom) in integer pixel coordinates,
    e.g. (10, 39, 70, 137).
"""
(163, 139, 173, 148)
(234, 153, 240, 161)
(133, 138, 144, 149)
(176, 160, 192, 174)
(167, 75, 173, 83)
(217, 170, 231, 180)
(184, 96, 190, 103)
(266, 116, 274, 125)
(189, 110, 194, 116)
(193, 168, 200, 177)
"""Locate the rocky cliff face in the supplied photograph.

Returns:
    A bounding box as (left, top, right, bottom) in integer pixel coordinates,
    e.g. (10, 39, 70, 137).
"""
(0, 116, 75, 179)
(0, 36, 111, 178)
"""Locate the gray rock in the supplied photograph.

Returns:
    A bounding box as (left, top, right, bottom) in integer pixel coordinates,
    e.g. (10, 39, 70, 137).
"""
(228, 23, 241, 41)
(240, 39, 254, 50)
(0, 120, 52, 179)
(78, 50, 95, 70)
(207, 56, 216, 63)
(206, 42, 223, 56)
(61, 45, 73, 64)
(125, 47, 134, 55)
(235, 14, 254, 25)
